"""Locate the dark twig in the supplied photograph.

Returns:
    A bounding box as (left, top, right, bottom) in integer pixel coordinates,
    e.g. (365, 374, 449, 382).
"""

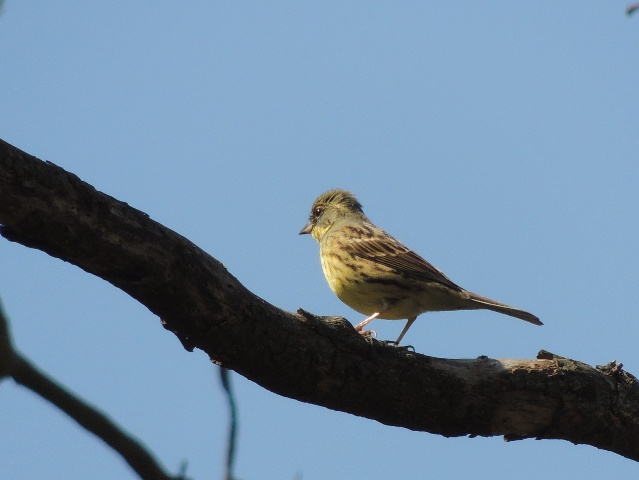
(0, 297, 181, 480)
(0, 298, 15, 379)
(219, 367, 239, 480)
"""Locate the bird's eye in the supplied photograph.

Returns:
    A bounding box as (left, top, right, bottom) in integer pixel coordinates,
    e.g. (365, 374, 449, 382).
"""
(313, 207, 323, 217)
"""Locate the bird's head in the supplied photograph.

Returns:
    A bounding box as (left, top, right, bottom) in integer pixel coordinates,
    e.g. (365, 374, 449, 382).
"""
(299, 189, 366, 241)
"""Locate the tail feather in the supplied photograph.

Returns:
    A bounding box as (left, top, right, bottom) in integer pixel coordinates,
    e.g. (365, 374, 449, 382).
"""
(467, 292, 542, 326)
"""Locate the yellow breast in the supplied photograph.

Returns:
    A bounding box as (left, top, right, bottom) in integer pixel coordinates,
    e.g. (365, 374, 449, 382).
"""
(319, 239, 422, 319)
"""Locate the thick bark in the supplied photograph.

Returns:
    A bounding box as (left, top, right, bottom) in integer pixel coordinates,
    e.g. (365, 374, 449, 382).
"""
(1, 138, 638, 461)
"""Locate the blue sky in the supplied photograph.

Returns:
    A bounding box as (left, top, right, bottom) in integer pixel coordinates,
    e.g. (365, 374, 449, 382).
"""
(1, 2, 638, 479)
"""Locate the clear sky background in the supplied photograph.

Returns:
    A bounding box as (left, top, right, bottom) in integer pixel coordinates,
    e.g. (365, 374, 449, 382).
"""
(1, 2, 638, 479)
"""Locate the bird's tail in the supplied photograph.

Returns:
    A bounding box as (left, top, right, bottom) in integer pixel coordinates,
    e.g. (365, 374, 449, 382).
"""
(466, 292, 542, 326)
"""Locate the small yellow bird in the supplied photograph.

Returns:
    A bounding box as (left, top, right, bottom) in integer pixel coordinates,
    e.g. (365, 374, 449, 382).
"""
(300, 189, 541, 344)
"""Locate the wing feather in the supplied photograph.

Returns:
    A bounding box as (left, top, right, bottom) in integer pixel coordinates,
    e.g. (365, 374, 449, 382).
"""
(347, 225, 463, 292)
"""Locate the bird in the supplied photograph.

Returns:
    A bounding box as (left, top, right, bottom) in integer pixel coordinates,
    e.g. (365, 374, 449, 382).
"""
(299, 189, 541, 345)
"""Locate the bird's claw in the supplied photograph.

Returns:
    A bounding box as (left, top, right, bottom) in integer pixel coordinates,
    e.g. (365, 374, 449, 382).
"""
(358, 329, 377, 339)
(382, 340, 415, 352)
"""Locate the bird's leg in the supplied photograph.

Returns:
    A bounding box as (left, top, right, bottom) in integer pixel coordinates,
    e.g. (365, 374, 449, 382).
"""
(355, 312, 380, 331)
(394, 316, 417, 345)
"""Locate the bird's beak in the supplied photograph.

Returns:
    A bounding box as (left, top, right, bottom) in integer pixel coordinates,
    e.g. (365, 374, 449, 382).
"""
(299, 221, 313, 235)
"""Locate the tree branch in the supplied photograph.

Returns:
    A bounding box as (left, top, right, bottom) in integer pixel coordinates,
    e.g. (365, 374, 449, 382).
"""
(1, 138, 638, 461)
(0, 297, 182, 480)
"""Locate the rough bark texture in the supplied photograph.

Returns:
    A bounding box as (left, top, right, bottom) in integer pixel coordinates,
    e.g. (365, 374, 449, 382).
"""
(1, 138, 638, 461)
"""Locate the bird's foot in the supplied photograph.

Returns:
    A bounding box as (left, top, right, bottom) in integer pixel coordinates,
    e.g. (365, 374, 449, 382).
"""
(358, 329, 377, 339)
(382, 340, 415, 352)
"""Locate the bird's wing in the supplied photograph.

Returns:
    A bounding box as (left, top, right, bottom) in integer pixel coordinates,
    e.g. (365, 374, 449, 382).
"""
(346, 225, 463, 292)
